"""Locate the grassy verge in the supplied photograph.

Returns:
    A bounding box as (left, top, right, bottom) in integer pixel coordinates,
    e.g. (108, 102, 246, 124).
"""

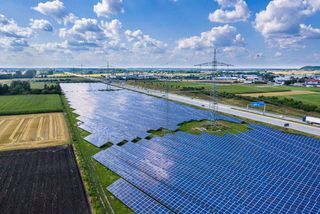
(0, 94, 63, 115)
(61, 93, 134, 214)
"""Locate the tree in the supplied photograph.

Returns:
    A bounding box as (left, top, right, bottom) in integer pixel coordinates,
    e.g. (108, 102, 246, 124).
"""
(47, 69, 54, 75)
(0, 74, 13, 79)
(14, 71, 23, 78)
(2, 84, 9, 94)
(25, 69, 37, 78)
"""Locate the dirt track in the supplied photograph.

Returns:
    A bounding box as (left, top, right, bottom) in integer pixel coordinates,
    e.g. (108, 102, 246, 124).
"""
(0, 113, 69, 151)
(238, 91, 314, 97)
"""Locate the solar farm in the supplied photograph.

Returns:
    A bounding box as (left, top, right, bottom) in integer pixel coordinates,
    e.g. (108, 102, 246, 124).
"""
(61, 83, 242, 147)
(94, 124, 320, 213)
(61, 83, 320, 213)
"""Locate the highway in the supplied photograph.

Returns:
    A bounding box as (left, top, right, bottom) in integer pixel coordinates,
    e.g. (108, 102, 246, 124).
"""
(68, 73, 320, 137)
(115, 83, 320, 137)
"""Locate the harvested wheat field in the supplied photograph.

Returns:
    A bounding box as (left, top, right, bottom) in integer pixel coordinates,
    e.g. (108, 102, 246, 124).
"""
(0, 113, 69, 151)
(238, 91, 314, 97)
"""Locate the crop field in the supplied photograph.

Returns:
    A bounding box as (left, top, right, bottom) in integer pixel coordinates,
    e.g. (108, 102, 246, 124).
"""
(0, 145, 91, 213)
(271, 70, 320, 75)
(239, 91, 314, 97)
(0, 94, 63, 115)
(33, 76, 87, 81)
(0, 113, 69, 151)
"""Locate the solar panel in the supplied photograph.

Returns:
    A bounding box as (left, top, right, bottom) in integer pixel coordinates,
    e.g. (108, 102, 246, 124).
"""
(93, 150, 213, 213)
(95, 125, 320, 213)
(61, 83, 243, 147)
(107, 179, 173, 214)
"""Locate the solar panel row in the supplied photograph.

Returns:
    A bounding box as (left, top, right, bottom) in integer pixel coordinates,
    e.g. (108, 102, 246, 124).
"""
(107, 179, 173, 214)
(61, 83, 243, 147)
(93, 150, 214, 213)
(97, 125, 320, 213)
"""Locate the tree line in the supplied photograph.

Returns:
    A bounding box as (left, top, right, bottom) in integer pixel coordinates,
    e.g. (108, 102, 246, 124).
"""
(0, 81, 61, 95)
(0, 70, 37, 79)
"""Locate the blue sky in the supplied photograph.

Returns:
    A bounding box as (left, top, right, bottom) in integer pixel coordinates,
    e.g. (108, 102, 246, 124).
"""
(0, 0, 320, 68)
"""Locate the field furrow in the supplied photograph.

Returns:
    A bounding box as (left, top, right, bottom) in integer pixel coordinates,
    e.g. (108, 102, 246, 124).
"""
(0, 113, 69, 151)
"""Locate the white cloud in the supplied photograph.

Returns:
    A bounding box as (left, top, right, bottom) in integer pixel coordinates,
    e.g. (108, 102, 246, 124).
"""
(175, 25, 246, 52)
(0, 37, 30, 51)
(31, 41, 68, 53)
(125, 30, 168, 54)
(30, 19, 53, 31)
(253, 0, 320, 49)
(94, 0, 124, 18)
(275, 52, 282, 57)
(222, 46, 251, 58)
(300, 24, 320, 39)
(101, 19, 124, 39)
(209, 0, 250, 23)
(58, 18, 127, 53)
(59, 18, 106, 48)
(306, 0, 320, 12)
(0, 14, 35, 38)
(32, 0, 77, 25)
(125, 29, 143, 42)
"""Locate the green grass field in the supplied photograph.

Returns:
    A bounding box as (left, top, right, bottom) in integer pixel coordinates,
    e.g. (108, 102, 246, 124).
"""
(30, 82, 56, 89)
(273, 86, 320, 92)
(0, 94, 63, 115)
(147, 120, 250, 138)
(276, 93, 320, 108)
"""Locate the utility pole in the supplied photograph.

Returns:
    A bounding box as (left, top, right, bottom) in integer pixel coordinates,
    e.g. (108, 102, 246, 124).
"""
(79, 63, 92, 91)
(162, 73, 169, 135)
(195, 49, 234, 131)
(101, 61, 116, 90)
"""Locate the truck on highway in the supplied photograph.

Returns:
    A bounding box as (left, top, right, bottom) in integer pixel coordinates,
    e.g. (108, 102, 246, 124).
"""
(303, 116, 320, 126)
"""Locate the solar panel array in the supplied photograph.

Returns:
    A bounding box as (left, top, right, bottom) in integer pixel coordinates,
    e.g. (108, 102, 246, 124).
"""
(95, 124, 320, 213)
(61, 83, 243, 147)
(107, 178, 173, 214)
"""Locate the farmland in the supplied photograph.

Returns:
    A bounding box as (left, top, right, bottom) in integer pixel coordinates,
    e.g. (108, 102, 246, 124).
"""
(276, 93, 320, 109)
(0, 94, 63, 115)
(0, 145, 91, 213)
(0, 113, 69, 151)
(137, 81, 292, 94)
(239, 91, 314, 97)
(272, 85, 320, 92)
